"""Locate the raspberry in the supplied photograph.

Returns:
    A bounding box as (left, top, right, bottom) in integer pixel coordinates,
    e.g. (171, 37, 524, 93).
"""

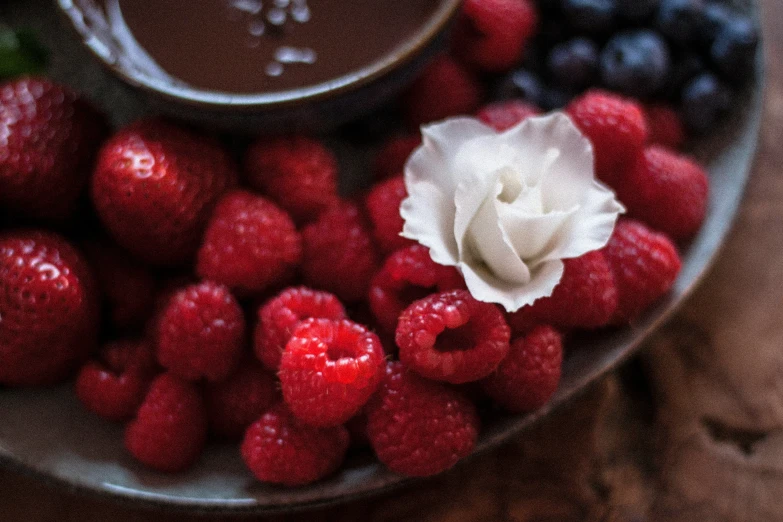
(476, 100, 542, 131)
(92, 119, 237, 266)
(406, 55, 483, 127)
(617, 146, 709, 241)
(244, 136, 340, 223)
(602, 220, 681, 322)
(279, 318, 385, 427)
(82, 241, 156, 331)
(196, 190, 302, 296)
(75, 339, 157, 422)
(454, 0, 538, 72)
(566, 90, 648, 187)
(507, 251, 618, 334)
(481, 325, 562, 412)
(369, 245, 465, 332)
(364, 176, 414, 254)
(366, 361, 479, 477)
(0, 77, 107, 221)
(644, 104, 685, 150)
(301, 201, 380, 302)
(156, 281, 245, 382)
(373, 134, 421, 180)
(125, 373, 207, 472)
(204, 358, 277, 440)
(0, 231, 99, 387)
(254, 286, 347, 371)
(396, 290, 510, 384)
(241, 404, 349, 486)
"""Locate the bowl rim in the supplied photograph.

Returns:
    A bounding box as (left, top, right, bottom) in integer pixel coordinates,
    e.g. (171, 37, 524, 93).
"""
(56, 0, 462, 109)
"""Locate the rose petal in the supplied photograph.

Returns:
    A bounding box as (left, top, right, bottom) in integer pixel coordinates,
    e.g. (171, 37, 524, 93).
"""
(498, 203, 578, 263)
(460, 258, 565, 311)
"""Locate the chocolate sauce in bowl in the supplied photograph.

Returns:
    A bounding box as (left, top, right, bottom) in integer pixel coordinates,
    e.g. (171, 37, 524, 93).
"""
(106, 0, 440, 94)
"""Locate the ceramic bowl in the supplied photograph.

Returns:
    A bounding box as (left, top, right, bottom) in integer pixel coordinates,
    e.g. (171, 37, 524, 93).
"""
(55, 0, 462, 133)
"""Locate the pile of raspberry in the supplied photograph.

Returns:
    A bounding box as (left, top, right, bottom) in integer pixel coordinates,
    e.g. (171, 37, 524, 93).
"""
(0, 0, 714, 486)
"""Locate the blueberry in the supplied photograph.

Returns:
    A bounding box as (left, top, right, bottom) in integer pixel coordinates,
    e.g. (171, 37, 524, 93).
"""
(680, 73, 732, 134)
(656, 0, 705, 46)
(547, 38, 599, 90)
(539, 86, 575, 111)
(600, 30, 671, 98)
(711, 17, 759, 80)
(697, 3, 734, 46)
(495, 69, 546, 105)
(561, 0, 617, 35)
(616, 0, 660, 23)
(662, 51, 706, 100)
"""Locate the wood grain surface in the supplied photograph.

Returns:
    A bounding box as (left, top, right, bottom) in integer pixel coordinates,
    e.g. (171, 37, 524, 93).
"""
(1, 1, 782, 520)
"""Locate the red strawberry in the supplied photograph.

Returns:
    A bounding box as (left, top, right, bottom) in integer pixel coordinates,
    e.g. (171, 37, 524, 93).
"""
(0, 231, 99, 386)
(566, 90, 648, 187)
(0, 77, 107, 221)
(617, 146, 709, 241)
(91, 120, 238, 266)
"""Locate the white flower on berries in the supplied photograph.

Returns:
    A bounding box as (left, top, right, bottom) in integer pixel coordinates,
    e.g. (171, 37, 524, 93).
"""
(400, 113, 624, 312)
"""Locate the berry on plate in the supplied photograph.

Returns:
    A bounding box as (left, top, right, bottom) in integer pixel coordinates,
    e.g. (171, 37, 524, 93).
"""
(301, 201, 380, 302)
(405, 55, 483, 127)
(156, 281, 245, 383)
(396, 290, 510, 384)
(566, 90, 648, 187)
(244, 136, 340, 224)
(0, 231, 99, 386)
(602, 219, 682, 322)
(196, 190, 302, 296)
(92, 119, 237, 266)
(369, 245, 464, 333)
(373, 134, 421, 181)
(0, 77, 107, 221)
(363, 175, 414, 254)
(241, 404, 349, 486)
(600, 30, 671, 98)
(279, 318, 385, 427)
(75, 339, 157, 422)
(453, 0, 538, 72)
(82, 241, 156, 331)
(476, 99, 542, 131)
(204, 358, 277, 440)
(125, 373, 207, 472)
(644, 104, 685, 149)
(254, 286, 347, 371)
(617, 146, 709, 240)
(507, 250, 618, 334)
(366, 361, 479, 477)
(547, 38, 599, 91)
(482, 325, 563, 412)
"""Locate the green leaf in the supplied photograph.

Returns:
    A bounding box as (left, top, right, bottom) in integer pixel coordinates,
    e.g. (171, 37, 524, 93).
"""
(0, 24, 48, 79)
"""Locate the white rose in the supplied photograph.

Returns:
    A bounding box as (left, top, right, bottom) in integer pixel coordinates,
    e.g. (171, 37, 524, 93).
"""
(400, 113, 625, 312)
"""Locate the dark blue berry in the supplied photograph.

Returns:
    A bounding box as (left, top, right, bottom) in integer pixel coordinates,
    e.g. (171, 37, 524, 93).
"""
(561, 0, 617, 35)
(539, 87, 575, 111)
(547, 38, 599, 90)
(680, 73, 732, 134)
(600, 30, 671, 98)
(656, 0, 705, 46)
(711, 17, 759, 80)
(662, 52, 706, 100)
(616, 0, 660, 23)
(697, 3, 734, 47)
(495, 69, 546, 106)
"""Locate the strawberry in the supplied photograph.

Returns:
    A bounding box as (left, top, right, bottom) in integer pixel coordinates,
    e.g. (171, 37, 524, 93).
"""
(91, 120, 237, 266)
(0, 77, 107, 221)
(0, 231, 99, 386)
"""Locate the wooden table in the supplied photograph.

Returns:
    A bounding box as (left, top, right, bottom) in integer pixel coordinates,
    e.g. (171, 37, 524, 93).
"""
(2, 1, 782, 520)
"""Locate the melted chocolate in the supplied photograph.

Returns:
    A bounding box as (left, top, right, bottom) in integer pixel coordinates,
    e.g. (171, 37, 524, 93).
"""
(108, 0, 439, 93)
